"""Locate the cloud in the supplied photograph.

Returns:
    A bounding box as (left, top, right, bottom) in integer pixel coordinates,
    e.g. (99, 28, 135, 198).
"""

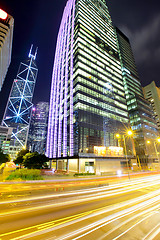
(154, 47, 160, 61)
(119, 14, 160, 64)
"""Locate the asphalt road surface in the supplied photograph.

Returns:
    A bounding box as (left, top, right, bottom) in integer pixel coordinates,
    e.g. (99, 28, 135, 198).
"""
(1, 175, 160, 239)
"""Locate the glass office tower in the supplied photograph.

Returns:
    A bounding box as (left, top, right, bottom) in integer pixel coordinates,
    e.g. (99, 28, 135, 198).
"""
(28, 102, 49, 154)
(116, 28, 159, 165)
(143, 81, 160, 131)
(47, 0, 129, 158)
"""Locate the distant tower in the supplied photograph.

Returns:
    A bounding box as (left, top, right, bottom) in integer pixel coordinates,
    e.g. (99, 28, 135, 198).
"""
(143, 81, 160, 131)
(116, 28, 159, 164)
(0, 8, 14, 91)
(28, 102, 49, 154)
(2, 45, 38, 159)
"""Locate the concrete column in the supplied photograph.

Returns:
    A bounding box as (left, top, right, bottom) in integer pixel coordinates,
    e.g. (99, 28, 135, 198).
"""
(56, 160, 58, 170)
(77, 157, 80, 173)
(67, 159, 69, 172)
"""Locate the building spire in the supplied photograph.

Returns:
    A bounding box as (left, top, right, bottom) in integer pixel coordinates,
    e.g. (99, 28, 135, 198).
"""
(28, 44, 38, 60)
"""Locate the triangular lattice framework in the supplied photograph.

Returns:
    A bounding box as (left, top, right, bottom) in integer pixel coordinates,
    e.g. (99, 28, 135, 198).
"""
(2, 47, 38, 150)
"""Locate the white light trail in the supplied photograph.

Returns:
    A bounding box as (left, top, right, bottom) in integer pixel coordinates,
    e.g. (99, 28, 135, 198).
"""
(142, 223, 160, 240)
(58, 196, 160, 240)
(1, 174, 160, 206)
(2, 189, 160, 240)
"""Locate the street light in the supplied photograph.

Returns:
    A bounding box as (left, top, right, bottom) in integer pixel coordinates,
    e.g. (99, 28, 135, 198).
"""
(116, 133, 120, 139)
(116, 130, 133, 180)
(127, 130, 133, 137)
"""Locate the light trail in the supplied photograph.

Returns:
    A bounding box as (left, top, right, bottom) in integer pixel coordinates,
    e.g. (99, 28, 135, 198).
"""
(1, 174, 160, 206)
(99, 208, 157, 239)
(1, 175, 160, 218)
(142, 223, 160, 240)
(1, 188, 160, 240)
(59, 196, 160, 240)
(112, 213, 156, 240)
(1, 175, 160, 240)
(145, 227, 160, 240)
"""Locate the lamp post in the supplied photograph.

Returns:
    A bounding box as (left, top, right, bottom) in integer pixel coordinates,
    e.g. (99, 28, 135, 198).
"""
(116, 130, 133, 180)
(147, 138, 160, 162)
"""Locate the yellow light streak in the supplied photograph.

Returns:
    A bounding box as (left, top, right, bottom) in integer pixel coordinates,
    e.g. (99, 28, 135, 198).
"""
(59, 196, 160, 240)
(1, 188, 160, 240)
(142, 222, 160, 240)
(112, 213, 156, 240)
(99, 209, 155, 240)
(0, 211, 93, 239)
(1, 175, 160, 218)
(1, 175, 160, 206)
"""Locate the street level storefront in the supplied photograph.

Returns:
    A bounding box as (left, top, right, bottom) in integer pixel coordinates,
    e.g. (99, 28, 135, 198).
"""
(50, 153, 138, 175)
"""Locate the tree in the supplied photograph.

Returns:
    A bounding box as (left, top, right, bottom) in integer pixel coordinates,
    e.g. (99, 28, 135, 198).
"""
(23, 152, 49, 169)
(0, 148, 10, 164)
(14, 149, 29, 167)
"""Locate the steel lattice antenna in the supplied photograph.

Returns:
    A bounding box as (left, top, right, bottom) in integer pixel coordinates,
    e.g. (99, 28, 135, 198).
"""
(2, 45, 38, 157)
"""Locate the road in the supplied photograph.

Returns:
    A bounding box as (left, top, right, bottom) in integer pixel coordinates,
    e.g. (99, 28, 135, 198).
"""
(1, 175, 160, 239)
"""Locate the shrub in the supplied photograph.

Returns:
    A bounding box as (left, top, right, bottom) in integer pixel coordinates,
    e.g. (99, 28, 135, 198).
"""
(6, 169, 44, 180)
(74, 172, 95, 177)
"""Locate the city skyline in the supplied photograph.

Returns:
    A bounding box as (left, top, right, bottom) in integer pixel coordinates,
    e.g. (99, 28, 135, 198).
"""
(1, 2, 160, 238)
(0, 0, 160, 122)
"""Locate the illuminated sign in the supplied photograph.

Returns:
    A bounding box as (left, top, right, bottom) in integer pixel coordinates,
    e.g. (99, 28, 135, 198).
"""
(108, 146, 124, 157)
(94, 146, 106, 156)
(0, 9, 8, 20)
(94, 146, 124, 157)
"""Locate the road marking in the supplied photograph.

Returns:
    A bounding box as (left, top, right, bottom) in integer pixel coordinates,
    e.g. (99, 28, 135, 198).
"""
(1, 176, 160, 239)
(0, 210, 93, 239)
(1, 179, 160, 218)
(3, 192, 160, 240)
(57, 196, 160, 240)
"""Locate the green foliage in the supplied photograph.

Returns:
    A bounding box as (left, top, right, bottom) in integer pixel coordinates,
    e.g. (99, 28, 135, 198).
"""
(14, 156, 24, 166)
(23, 152, 49, 169)
(14, 149, 30, 166)
(17, 149, 30, 157)
(6, 169, 44, 180)
(74, 172, 95, 177)
(13, 150, 49, 169)
(0, 148, 10, 164)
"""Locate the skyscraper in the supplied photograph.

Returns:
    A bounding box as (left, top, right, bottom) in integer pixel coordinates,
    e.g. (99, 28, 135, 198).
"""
(0, 125, 12, 154)
(46, 0, 129, 159)
(2, 46, 38, 159)
(28, 102, 49, 154)
(0, 8, 14, 91)
(116, 28, 159, 165)
(143, 81, 160, 131)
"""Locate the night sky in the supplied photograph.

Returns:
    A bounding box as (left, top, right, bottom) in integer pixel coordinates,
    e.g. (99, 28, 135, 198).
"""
(0, 0, 160, 121)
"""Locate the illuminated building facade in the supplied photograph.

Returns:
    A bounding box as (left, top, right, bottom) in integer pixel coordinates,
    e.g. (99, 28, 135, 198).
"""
(28, 102, 49, 154)
(143, 81, 160, 131)
(47, 0, 129, 159)
(0, 125, 12, 154)
(0, 9, 14, 91)
(116, 28, 159, 165)
(2, 46, 38, 159)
